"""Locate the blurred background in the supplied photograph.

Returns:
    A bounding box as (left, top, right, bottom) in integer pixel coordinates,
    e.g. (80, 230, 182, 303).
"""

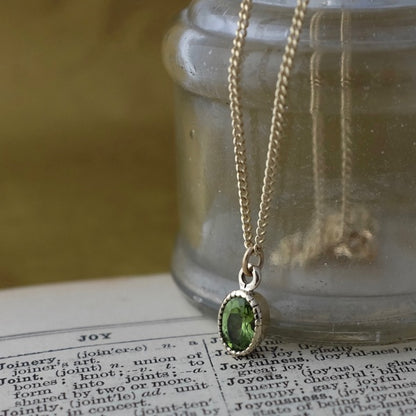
(0, 0, 188, 288)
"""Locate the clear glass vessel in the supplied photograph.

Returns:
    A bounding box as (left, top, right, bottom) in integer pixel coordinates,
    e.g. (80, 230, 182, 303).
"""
(163, 0, 416, 343)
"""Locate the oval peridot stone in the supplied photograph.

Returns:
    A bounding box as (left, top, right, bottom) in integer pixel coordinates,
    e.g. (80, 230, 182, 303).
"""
(221, 296, 255, 351)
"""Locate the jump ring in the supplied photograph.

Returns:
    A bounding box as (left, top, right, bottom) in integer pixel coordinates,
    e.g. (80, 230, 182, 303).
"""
(242, 246, 264, 276)
(238, 266, 262, 292)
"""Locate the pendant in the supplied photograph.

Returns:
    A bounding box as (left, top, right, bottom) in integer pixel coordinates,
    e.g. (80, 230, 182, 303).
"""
(218, 266, 269, 356)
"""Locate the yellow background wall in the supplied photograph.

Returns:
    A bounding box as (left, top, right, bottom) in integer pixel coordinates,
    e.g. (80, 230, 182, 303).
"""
(0, 0, 189, 287)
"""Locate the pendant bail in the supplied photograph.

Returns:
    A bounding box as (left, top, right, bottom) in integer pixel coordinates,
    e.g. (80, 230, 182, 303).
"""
(242, 246, 264, 276)
(239, 265, 261, 292)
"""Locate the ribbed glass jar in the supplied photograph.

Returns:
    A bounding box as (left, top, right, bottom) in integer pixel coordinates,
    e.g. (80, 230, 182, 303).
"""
(163, 0, 416, 343)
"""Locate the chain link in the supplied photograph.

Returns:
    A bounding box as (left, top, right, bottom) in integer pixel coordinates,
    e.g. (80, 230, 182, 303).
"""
(228, 0, 309, 263)
(228, 0, 254, 249)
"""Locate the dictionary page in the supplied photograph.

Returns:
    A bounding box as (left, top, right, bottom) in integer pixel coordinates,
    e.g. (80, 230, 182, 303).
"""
(0, 274, 416, 416)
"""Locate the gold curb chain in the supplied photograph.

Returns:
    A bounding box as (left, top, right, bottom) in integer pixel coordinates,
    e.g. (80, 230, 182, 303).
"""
(228, 0, 310, 273)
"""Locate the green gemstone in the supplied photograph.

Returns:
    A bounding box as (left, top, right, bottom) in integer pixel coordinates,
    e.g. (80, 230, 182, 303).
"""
(221, 296, 255, 351)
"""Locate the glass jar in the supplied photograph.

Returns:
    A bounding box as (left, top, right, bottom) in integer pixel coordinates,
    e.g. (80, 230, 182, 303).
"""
(163, 0, 416, 343)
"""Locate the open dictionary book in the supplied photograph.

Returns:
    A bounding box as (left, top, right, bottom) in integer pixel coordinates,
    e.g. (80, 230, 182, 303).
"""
(0, 274, 415, 415)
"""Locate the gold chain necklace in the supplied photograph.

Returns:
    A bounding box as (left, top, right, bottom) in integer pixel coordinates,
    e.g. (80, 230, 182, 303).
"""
(218, 0, 309, 356)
